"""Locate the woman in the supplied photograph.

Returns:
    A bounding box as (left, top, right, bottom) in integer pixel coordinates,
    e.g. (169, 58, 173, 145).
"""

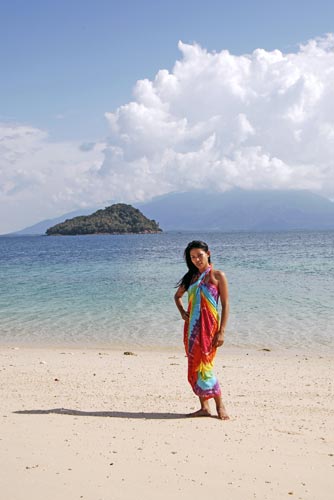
(174, 240, 229, 420)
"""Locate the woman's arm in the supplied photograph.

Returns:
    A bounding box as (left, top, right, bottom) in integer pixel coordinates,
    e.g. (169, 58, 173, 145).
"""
(174, 285, 189, 321)
(212, 270, 229, 347)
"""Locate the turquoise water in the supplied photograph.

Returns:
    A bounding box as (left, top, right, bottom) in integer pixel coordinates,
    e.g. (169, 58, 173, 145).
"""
(0, 231, 333, 350)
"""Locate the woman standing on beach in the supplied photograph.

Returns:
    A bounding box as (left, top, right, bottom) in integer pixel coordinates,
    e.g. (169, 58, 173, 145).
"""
(174, 240, 229, 420)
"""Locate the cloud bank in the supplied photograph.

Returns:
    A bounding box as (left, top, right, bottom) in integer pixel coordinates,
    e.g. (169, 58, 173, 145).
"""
(1, 34, 334, 232)
(0, 123, 105, 232)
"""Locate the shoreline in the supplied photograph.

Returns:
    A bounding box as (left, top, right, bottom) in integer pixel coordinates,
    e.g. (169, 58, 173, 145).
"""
(1, 341, 333, 356)
(1, 345, 333, 499)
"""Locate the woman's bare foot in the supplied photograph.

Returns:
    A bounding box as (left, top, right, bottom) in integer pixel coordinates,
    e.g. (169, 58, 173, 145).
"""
(186, 408, 211, 418)
(216, 405, 229, 420)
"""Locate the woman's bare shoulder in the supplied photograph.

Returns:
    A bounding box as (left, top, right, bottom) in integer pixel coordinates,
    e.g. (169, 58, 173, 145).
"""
(211, 268, 227, 282)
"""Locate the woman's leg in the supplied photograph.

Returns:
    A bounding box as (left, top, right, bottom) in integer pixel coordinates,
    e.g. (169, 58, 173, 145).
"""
(186, 397, 211, 417)
(214, 394, 229, 420)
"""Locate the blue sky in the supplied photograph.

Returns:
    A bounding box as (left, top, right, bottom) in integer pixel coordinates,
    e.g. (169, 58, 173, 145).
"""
(1, 0, 334, 233)
(2, 0, 334, 140)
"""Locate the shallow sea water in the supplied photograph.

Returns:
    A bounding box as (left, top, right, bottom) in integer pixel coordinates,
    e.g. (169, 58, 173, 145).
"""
(0, 231, 333, 351)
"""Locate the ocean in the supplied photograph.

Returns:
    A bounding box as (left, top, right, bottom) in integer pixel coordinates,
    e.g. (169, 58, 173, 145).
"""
(0, 231, 333, 351)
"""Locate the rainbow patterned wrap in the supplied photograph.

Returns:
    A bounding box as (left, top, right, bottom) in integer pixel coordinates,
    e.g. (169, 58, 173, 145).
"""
(184, 266, 221, 400)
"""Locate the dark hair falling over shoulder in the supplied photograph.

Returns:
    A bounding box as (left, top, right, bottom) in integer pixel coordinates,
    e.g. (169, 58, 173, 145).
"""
(176, 240, 211, 291)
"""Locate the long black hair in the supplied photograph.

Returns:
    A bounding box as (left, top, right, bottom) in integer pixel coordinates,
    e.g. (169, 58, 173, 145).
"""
(177, 240, 211, 291)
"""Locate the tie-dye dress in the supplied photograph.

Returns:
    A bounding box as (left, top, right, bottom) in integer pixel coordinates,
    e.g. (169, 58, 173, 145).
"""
(184, 266, 221, 399)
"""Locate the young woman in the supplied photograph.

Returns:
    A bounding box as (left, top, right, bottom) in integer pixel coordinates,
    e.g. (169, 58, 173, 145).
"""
(174, 240, 229, 420)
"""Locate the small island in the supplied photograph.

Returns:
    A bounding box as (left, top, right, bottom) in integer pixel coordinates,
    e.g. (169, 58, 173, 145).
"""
(46, 203, 162, 235)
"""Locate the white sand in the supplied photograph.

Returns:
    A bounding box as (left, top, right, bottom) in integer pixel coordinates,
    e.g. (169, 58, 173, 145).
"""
(1, 345, 333, 500)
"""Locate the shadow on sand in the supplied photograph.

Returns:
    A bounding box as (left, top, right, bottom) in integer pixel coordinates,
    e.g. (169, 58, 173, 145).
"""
(13, 408, 186, 420)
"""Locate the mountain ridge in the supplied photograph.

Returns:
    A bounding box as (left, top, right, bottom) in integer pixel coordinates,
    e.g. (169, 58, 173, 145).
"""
(5, 189, 334, 235)
(136, 189, 334, 231)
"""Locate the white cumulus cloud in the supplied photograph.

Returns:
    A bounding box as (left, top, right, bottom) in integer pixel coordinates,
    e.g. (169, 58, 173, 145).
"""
(102, 34, 334, 201)
(1, 34, 334, 233)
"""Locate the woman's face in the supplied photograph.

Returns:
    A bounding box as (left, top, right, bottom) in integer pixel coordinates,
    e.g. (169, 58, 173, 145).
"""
(189, 248, 210, 272)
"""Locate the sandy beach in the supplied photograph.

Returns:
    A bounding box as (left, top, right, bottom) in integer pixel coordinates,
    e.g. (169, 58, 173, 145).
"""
(1, 345, 333, 500)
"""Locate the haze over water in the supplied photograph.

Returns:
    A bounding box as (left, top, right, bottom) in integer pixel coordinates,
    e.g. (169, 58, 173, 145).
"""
(0, 231, 333, 351)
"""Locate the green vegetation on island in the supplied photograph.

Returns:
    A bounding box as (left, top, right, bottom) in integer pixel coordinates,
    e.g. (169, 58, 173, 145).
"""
(46, 203, 162, 235)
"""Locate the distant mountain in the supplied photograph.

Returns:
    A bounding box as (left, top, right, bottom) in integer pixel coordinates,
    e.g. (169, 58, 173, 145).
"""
(10, 189, 334, 236)
(136, 189, 334, 231)
(46, 203, 162, 235)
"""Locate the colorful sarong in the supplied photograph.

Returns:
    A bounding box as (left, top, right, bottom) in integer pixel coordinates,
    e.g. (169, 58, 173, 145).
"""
(184, 266, 221, 399)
